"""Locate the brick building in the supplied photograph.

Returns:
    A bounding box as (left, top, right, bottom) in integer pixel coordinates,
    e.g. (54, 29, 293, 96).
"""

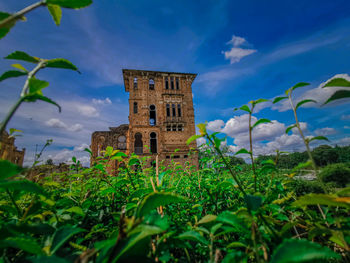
(0, 131, 25, 166)
(90, 69, 198, 171)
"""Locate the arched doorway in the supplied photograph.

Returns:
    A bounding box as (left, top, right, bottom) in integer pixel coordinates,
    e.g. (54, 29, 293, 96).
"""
(150, 132, 157, 154)
(134, 133, 143, 154)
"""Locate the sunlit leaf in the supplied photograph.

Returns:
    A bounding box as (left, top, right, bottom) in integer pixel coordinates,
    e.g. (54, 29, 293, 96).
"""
(0, 160, 23, 180)
(0, 70, 27, 82)
(295, 99, 317, 110)
(46, 0, 93, 9)
(23, 94, 61, 112)
(65, 206, 84, 216)
(28, 78, 49, 95)
(238, 105, 251, 113)
(235, 148, 251, 155)
(5, 51, 39, 63)
(177, 231, 208, 245)
(45, 58, 80, 73)
(308, 136, 329, 143)
(324, 90, 350, 104)
(252, 118, 271, 129)
(270, 238, 340, 263)
(323, 77, 350, 88)
(291, 82, 310, 91)
(186, 134, 202, 145)
(273, 96, 288, 104)
(197, 214, 217, 225)
(285, 124, 297, 134)
(293, 194, 350, 209)
(252, 98, 269, 105)
(11, 63, 27, 72)
(47, 4, 62, 26)
(197, 123, 207, 136)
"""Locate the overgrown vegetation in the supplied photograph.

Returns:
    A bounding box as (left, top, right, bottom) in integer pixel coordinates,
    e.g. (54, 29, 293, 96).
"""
(1, 1, 350, 262)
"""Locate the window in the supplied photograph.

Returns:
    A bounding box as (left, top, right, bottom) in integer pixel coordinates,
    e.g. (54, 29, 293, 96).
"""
(184, 155, 188, 158)
(134, 133, 143, 154)
(149, 105, 156, 126)
(173, 155, 180, 159)
(176, 77, 180, 90)
(177, 104, 181, 117)
(177, 124, 183, 131)
(166, 125, 171, 131)
(149, 78, 155, 90)
(170, 77, 174, 90)
(117, 135, 126, 150)
(166, 155, 170, 159)
(166, 104, 170, 117)
(133, 77, 138, 90)
(172, 125, 176, 131)
(165, 77, 169, 90)
(150, 132, 157, 154)
(172, 104, 176, 116)
(133, 102, 138, 114)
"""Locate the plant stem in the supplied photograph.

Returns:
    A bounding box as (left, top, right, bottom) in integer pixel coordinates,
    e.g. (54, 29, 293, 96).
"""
(248, 108, 257, 192)
(0, 60, 46, 135)
(0, 1, 46, 28)
(6, 190, 22, 217)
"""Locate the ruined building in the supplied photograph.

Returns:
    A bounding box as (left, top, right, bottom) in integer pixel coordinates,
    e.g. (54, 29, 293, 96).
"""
(90, 69, 198, 171)
(0, 131, 25, 166)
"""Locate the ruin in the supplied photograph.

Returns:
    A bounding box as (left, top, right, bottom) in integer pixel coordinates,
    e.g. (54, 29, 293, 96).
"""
(0, 131, 25, 166)
(90, 69, 198, 171)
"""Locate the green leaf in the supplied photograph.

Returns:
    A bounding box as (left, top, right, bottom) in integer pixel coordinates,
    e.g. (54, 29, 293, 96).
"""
(5, 51, 39, 63)
(0, 180, 48, 197)
(23, 94, 61, 112)
(197, 123, 207, 135)
(136, 192, 186, 218)
(0, 237, 43, 255)
(291, 82, 310, 91)
(51, 226, 85, 255)
(323, 77, 350, 88)
(65, 206, 84, 216)
(238, 105, 251, 113)
(45, 58, 80, 73)
(324, 90, 350, 104)
(308, 136, 329, 143)
(11, 63, 27, 72)
(0, 12, 25, 40)
(295, 99, 317, 110)
(244, 195, 262, 211)
(84, 148, 92, 155)
(28, 78, 49, 95)
(252, 98, 269, 105)
(0, 70, 27, 82)
(252, 118, 271, 129)
(273, 96, 288, 104)
(197, 214, 217, 225)
(46, 0, 93, 9)
(270, 238, 340, 263)
(235, 148, 251, 155)
(0, 160, 23, 180)
(293, 194, 350, 209)
(285, 124, 297, 134)
(128, 158, 139, 166)
(177, 230, 208, 245)
(30, 256, 69, 263)
(292, 160, 313, 172)
(186, 134, 202, 145)
(47, 4, 62, 26)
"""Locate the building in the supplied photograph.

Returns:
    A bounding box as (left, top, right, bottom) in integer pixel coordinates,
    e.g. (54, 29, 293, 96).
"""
(0, 131, 25, 166)
(90, 69, 198, 171)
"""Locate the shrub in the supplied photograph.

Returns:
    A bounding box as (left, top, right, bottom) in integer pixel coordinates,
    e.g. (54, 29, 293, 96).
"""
(319, 163, 350, 187)
(290, 179, 325, 196)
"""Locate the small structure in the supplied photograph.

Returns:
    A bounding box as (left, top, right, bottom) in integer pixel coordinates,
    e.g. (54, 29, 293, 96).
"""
(90, 69, 198, 172)
(0, 131, 25, 166)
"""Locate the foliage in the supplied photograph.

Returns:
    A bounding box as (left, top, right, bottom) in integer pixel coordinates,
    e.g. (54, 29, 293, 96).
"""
(319, 163, 350, 188)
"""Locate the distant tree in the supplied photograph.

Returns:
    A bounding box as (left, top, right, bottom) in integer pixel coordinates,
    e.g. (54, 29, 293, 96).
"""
(46, 158, 53, 165)
(312, 145, 339, 166)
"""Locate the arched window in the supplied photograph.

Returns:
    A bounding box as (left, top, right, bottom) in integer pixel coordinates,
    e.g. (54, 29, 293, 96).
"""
(133, 77, 138, 90)
(149, 105, 156, 126)
(166, 104, 170, 117)
(150, 132, 157, 154)
(149, 78, 155, 90)
(177, 104, 181, 117)
(118, 135, 126, 150)
(176, 77, 180, 90)
(133, 102, 138, 114)
(172, 104, 176, 116)
(134, 133, 143, 155)
(165, 77, 169, 90)
(170, 77, 174, 90)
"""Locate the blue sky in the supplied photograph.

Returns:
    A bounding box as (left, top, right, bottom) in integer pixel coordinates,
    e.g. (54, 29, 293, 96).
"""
(0, 0, 349, 165)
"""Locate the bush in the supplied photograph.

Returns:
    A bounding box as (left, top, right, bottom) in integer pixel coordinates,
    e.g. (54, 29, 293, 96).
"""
(319, 163, 350, 188)
(290, 179, 325, 196)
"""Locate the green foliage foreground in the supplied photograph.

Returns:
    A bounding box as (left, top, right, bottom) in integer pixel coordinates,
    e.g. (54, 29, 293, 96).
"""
(0, 145, 349, 262)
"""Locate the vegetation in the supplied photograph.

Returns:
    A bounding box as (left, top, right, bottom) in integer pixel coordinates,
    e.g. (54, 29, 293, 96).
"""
(1, 1, 350, 262)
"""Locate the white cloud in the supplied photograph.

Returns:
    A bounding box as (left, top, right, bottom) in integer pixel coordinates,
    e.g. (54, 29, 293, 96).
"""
(74, 143, 90, 151)
(314, 127, 337, 136)
(92, 97, 112, 105)
(196, 137, 206, 146)
(45, 118, 83, 132)
(76, 104, 99, 117)
(335, 137, 350, 146)
(222, 35, 257, 64)
(207, 119, 225, 132)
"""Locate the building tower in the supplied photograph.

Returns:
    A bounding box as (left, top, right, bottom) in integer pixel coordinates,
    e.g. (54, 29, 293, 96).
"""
(90, 69, 198, 170)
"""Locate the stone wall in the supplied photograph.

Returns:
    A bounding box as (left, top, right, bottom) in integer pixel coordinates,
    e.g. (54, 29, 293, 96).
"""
(0, 131, 25, 166)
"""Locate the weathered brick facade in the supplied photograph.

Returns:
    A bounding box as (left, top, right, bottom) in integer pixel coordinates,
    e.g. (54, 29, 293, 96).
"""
(90, 69, 198, 171)
(0, 131, 25, 166)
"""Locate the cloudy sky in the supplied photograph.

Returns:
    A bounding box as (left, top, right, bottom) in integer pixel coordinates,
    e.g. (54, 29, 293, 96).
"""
(1, 0, 350, 166)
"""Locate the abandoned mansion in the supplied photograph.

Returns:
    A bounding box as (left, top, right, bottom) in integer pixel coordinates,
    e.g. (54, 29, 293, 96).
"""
(90, 69, 199, 170)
